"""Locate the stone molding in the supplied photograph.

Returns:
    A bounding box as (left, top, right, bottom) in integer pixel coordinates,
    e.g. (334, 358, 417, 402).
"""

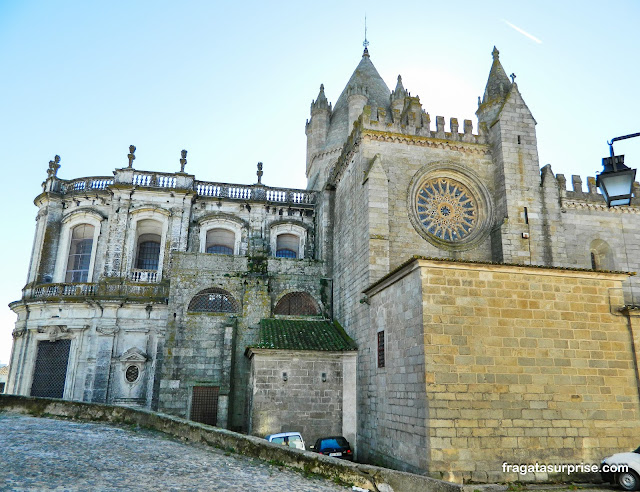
(363, 130, 490, 155)
(562, 200, 640, 214)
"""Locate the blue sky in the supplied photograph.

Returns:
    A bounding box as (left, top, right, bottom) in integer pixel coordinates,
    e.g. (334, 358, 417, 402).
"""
(1, 0, 639, 364)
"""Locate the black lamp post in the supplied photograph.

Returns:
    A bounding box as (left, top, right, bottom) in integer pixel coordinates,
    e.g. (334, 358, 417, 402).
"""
(596, 132, 639, 207)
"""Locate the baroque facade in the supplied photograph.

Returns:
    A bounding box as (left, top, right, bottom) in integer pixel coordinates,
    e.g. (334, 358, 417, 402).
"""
(8, 46, 640, 482)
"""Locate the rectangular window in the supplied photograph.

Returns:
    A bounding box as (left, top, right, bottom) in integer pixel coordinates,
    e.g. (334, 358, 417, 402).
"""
(377, 331, 385, 368)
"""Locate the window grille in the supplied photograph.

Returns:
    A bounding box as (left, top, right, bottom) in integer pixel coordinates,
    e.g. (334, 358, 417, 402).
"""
(136, 237, 161, 270)
(188, 288, 238, 313)
(65, 224, 94, 282)
(377, 331, 385, 368)
(31, 339, 71, 398)
(274, 292, 320, 316)
(125, 365, 140, 383)
(190, 386, 219, 426)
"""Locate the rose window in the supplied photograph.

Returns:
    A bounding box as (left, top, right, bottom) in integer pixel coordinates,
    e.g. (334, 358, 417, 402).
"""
(415, 177, 476, 241)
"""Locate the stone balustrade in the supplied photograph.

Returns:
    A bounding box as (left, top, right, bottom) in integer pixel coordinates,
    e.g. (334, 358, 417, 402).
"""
(50, 171, 316, 206)
(129, 269, 160, 283)
(23, 281, 169, 301)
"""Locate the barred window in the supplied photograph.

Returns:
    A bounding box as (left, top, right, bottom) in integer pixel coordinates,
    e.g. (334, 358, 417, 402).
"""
(125, 365, 140, 383)
(205, 228, 235, 255)
(377, 331, 385, 368)
(136, 234, 161, 270)
(188, 288, 238, 313)
(274, 292, 320, 316)
(65, 224, 94, 282)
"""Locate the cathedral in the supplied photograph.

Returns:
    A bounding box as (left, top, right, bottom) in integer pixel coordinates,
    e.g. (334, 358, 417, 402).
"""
(7, 45, 640, 483)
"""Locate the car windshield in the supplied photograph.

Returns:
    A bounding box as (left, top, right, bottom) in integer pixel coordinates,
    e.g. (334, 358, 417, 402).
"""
(288, 436, 304, 449)
(319, 438, 348, 449)
(270, 437, 285, 445)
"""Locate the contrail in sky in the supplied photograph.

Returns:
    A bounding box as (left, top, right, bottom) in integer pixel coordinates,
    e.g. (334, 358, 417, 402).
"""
(503, 20, 543, 44)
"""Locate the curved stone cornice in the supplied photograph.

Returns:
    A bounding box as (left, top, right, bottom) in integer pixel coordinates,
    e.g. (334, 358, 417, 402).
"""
(62, 207, 107, 224)
(196, 212, 249, 228)
(130, 206, 171, 217)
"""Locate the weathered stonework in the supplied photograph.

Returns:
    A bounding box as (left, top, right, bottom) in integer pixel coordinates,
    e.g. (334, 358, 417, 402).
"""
(9, 45, 640, 484)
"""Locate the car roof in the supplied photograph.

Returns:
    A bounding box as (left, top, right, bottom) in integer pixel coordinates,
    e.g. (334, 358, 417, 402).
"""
(266, 432, 303, 439)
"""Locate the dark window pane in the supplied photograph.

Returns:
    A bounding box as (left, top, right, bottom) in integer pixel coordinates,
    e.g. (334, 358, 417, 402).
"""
(136, 241, 160, 270)
(276, 249, 297, 258)
(206, 245, 233, 255)
(377, 331, 385, 368)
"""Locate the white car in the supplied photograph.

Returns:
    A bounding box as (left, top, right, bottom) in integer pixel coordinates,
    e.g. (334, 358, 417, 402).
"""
(264, 432, 306, 450)
(602, 446, 640, 491)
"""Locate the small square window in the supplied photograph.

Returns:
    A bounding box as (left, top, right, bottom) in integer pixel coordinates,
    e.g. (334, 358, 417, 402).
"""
(377, 331, 385, 368)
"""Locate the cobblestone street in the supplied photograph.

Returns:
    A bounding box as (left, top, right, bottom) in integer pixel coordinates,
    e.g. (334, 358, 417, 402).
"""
(0, 413, 349, 491)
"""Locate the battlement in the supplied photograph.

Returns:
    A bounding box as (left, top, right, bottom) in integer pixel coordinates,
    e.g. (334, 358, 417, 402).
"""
(360, 103, 487, 145)
(541, 164, 640, 207)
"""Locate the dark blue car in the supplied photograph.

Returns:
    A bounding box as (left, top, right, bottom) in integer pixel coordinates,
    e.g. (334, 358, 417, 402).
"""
(310, 436, 353, 461)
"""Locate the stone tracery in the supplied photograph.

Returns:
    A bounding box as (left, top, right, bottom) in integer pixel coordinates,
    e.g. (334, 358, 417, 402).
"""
(415, 177, 476, 241)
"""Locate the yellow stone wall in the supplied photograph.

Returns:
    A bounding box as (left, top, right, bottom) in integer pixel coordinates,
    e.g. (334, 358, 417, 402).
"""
(417, 259, 640, 483)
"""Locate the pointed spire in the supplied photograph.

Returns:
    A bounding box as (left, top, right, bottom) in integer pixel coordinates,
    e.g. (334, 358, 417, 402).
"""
(480, 46, 512, 106)
(311, 84, 331, 114)
(391, 75, 407, 99)
(390, 75, 409, 110)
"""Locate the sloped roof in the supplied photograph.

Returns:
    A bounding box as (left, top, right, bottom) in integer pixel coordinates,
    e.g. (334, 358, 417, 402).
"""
(254, 319, 356, 351)
(324, 51, 391, 150)
(0, 365, 9, 376)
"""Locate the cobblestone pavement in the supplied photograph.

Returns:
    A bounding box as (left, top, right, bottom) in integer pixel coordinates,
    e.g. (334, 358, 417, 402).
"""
(0, 413, 349, 491)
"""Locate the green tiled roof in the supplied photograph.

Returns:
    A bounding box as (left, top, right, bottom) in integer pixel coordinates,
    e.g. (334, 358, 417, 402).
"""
(254, 319, 357, 351)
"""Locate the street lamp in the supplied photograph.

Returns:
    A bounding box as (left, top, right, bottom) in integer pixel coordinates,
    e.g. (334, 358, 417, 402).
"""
(596, 132, 639, 207)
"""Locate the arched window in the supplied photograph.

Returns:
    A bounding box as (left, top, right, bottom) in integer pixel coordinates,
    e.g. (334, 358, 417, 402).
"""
(590, 239, 614, 271)
(188, 288, 239, 313)
(65, 224, 95, 282)
(206, 228, 235, 255)
(134, 219, 163, 271)
(276, 233, 299, 259)
(274, 292, 320, 316)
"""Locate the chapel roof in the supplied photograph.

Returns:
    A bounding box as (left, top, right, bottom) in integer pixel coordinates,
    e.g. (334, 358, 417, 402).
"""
(253, 319, 356, 351)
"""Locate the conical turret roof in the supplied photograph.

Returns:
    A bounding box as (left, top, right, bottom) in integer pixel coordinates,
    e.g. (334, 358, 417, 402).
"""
(481, 47, 512, 105)
(324, 50, 391, 149)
